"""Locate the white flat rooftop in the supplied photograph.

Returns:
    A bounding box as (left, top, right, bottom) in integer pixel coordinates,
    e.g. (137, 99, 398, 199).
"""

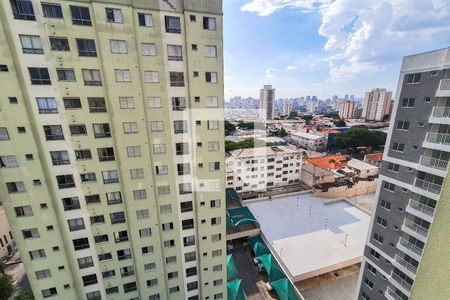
(246, 193, 371, 282)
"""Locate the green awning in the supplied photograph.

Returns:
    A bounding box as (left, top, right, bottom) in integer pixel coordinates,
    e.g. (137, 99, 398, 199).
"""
(256, 253, 285, 282)
(226, 188, 241, 202)
(247, 235, 264, 247)
(252, 242, 270, 257)
(227, 254, 240, 282)
(271, 278, 300, 300)
(227, 279, 246, 300)
(227, 207, 258, 227)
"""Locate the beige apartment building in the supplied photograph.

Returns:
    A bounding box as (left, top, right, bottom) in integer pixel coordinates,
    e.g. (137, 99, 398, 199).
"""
(362, 88, 393, 121)
(0, 1, 225, 300)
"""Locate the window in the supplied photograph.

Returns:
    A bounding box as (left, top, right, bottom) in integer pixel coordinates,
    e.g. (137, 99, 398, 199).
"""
(186, 267, 197, 277)
(62, 197, 80, 210)
(380, 200, 391, 211)
(174, 120, 188, 134)
(139, 228, 152, 237)
(418, 122, 425, 127)
(150, 121, 164, 132)
(156, 165, 168, 175)
(182, 219, 194, 230)
(180, 201, 193, 213)
(29, 249, 46, 260)
(204, 45, 217, 57)
(192, 44, 198, 50)
(106, 191, 121, 205)
(373, 233, 384, 244)
(0, 155, 18, 168)
(211, 217, 221, 226)
(142, 245, 154, 255)
(210, 199, 221, 208)
(97, 147, 115, 162)
(142, 43, 156, 56)
(148, 97, 161, 108)
(363, 277, 373, 289)
(73, 238, 89, 251)
(138, 13, 153, 27)
(14, 205, 33, 216)
(213, 279, 222, 286)
(136, 209, 150, 220)
(90, 215, 105, 225)
(69, 124, 87, 136)
(70, 5, 91, 25)
(106, 287, 119, 295)
(42, 288, 57, 298)
(0, 65, 8, 72)
(8, 97, 18, 104)
(35, 97, 58, 114)
(98, 253, 112, 261)
(82, 274, 98, 286)
(49, 151, 69, 166)
(42, 3, 62, 18)
(387, 162, 400, 172)
(147, 278, 158, 287)
(115, 69, 131, 82)
(203, 17, 216, 30)
(162, 222, 173, 231)
(153, 143, 166, 154)
(172, 97, 186, 110)
(165, 16, 181, 33)
(167, 44, 182, 60)
(383, 181, 395, 192)
(123, 122, 138, 134)
(206, 72, 218, 83)
(168, 271, 178, 279)
(43, 125, 64, 140)
(22, 228, 39, 239)
(127, 146, 141, 157)
(401, 98, 415, 107)
(19, 35, 43, 54)
(424, 97, 432, 103)
(87, 97, 106, 112)
(17, 127, 26, 134)
(397, 121, 410, 131)
(160, 204, 172, 214)
(0, 128, 9, 141)
(105, 7, 123, 23)
(405, 73, 421, 84)
(119, 96, 134, 109)
(11, 0, 35, 20)
(82, 69, 101, 85)
(63, 98, 81, 109)
(169, 286, 180, 294)
(49, 37, 69, 51)
(68, 218, 85, 231)
(208, 120, 219, 130)
(120, 266, 134, 277)
(28, 67, 50, 84)
(212, 249, 222, 257)
(177, 163, 190, 175)
(179, 182, 192, 194)
(93, 123, 111, 138)
(183, 235, 195, 246)
(164, 239, 175, 248)
(185, 252, 196, 262)
(209, 162, 220, 171)
(36, 269, 52, 279)
(130, 168, 144, 180)
(145, 71, 159, 83)
(56, 69, 76, 81)
(75, 149, 92, 160)
(111, 211, 126, 224)
(102, 170, 119, 184)
(56, 174, 75, 189)
(213, 264, 222, 272)
(206, 96, 219, 107)
(376, 216, 387, 228)
(169, 72, 184, 86)
(392, 142, 405, 152)
(367, 263, 377, 275)
(77, 39, 96, 56)
(208, 141, 220, 152)
(144, 262, 156, 271)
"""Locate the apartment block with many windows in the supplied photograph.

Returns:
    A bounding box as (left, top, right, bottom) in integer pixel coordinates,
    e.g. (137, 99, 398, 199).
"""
(357, 47, 450, 300)
(0, 1, 225, 299)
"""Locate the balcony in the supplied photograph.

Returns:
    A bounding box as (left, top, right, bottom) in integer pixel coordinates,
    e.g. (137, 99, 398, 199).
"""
(385, 287, 407, 300)
(391, 272, 412, 294)
(419, 155, 449, 171)
(436, 79, 450, 97)
(430, 106, 450, 124)
(402, 219, 429, 242)
(424, 132, 450, 152)
(414, 178, 442, 195)
(394, 254, 417, 277)
(397, 237, 423, 261)
(406, 198, 435, 222)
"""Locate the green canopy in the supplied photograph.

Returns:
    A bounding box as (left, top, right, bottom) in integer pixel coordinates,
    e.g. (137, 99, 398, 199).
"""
(271, 278, 300, 300)
(227, 279, 246, 300)
(252, 242, 270, 257)
(227, 207, 258, 227)
(227, 254, 240, 282)
(247, 235, 264, 247)
(256, 254, 285, 282)
(226, 188, 241, 202)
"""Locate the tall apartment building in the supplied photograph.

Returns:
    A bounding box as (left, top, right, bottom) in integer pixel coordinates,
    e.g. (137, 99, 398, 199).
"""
(0, 1, 226, 300)
(362, 88, 393, 121)
(338, 100, 355, 119)
(259, 84, 275, 120)
(357, 48, 450, 300)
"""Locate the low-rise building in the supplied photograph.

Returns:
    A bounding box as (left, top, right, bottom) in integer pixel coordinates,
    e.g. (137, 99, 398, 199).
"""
(226, 146, 302, 193)
(290, 131, 326, 151)
(363, 152, 383, 167)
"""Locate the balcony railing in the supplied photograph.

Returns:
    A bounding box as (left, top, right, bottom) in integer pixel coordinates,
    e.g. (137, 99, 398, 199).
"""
(419, 155, 449, 171)
(398, 237, 423, 257)
(425, 132, 450, 145)
(404, 219, 429, 238)
(432, 106, 450, 118)
(439, 79, 450, 91)
(394, 254, 418, 274)
(408, 199, 435, 217)
(391, 272, 412, 292)
(414, 178, 442, 194)
(386, 287, 407, 300)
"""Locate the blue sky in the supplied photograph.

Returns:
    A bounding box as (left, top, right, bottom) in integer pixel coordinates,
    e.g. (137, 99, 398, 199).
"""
(223, 0, 450, 100)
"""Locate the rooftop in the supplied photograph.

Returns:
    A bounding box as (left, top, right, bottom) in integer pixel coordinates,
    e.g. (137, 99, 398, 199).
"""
(291, 131, 325, 140)
(304, 155, 348, 170)
(346, 159, 379, 171)
(365, 153, 383, 161)
(246, 193, 371, 282)
(227, 145, 300, 159)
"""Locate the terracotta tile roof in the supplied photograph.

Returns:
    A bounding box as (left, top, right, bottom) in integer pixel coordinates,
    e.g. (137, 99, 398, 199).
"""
(365, 153, 383, 161)
(320, 129, 340, 134)
(304, 155, 348, 170)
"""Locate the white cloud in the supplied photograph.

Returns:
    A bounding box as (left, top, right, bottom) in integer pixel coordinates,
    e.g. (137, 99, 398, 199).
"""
(242, 0, 450, 81)
(285, 65, 297, 71)
(265, 68, 278, 78)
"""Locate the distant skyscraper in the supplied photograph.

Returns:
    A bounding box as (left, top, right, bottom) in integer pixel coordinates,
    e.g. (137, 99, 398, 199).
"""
(259, 85, 275, 120)
(283, 102, 292, 116)
(338, 100, 355, 119)
(362, 88, 393, 121)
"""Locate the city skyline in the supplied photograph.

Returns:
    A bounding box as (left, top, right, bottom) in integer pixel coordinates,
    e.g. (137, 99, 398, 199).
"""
(223, 0, 450, 100)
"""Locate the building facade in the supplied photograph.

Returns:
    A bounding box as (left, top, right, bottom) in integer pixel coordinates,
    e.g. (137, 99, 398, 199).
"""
(0, 207, 15, 258)
(259, 85, 275, 120)
(290, 131, 326, 151)
(225, 146, 302, 193)
(0, 1, 226, 300)
(357, 48, 450, 300)
(338, 100, 355, 119)
(362, 88, 393, 121)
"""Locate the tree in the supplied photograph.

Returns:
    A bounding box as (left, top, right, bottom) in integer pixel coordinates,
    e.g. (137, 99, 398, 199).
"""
(0, 274, 13, 300)
(224, 121, 236, 136)
(288, 111, 298, 119)
(14, 289, 34, 300)
(334, 118, 347, 127)
(225, 139, 267, 151)
(237, 121, 254, 130)
(334, 128, 387, 151)
(275, 128, 288, 137)
(301, 115, 313, 125)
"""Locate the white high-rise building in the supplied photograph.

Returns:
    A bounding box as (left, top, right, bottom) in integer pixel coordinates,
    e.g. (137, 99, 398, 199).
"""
(259, 85, 275, 120)
(362, 88, 393, 121)
(338, 100, 355, 119)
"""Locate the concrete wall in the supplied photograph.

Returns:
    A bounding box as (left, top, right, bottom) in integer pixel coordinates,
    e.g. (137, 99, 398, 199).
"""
(312, 180, 377, 198)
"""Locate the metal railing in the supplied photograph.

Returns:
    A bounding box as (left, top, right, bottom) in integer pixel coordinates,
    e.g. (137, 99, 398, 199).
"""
(404, 219, 429, 238)
(398, 237, 423, 257)
(432, 106, 450, 118)
(386, 287, 406, 300)
(395, 254, 418, 274)
(408, 198, 435, 217)
(414, 178, 442, 194)
(419, 155, 449, 170)
(426, 132, 450, 145)
(391, 272, 412, 292)
(439, 79, 450, 90)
